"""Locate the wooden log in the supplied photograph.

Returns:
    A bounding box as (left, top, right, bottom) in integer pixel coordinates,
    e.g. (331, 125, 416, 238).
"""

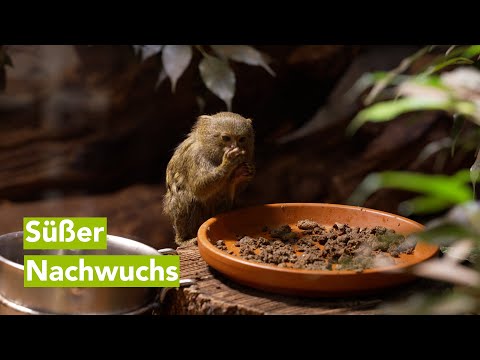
(160, 242, 450, 315)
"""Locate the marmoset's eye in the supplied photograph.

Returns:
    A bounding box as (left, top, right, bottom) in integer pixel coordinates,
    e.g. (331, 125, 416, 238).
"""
(222, 135, 231, 142)
(239, 137, 246, 143)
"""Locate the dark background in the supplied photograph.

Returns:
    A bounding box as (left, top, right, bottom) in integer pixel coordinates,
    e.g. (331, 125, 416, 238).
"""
(0, 45, 473, 249)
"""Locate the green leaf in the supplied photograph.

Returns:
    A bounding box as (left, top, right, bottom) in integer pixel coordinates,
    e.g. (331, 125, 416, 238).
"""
(211, 45, 275, 76)
(370, 71, 391, 81)
(412, 74, 446, 89)
(423, 57, 474, 75)
(462, 45, 480, 59)
(347, 170, 473, 208)
(454, 101, 478, 120)
(415, 223, 480, 245)
(382, 171, 473, 202)
(161, 45, 192, 93)
(440, 46, 468, 59)
(347, 98, 452, 135)
(451, 168, 473, 183)
(398, 196, 456, 216)
(199, 55, 236, 111)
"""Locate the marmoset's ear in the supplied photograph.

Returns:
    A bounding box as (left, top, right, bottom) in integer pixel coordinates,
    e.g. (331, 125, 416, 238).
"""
(194, 115, 213, 130)
(197, 115, 213, 123)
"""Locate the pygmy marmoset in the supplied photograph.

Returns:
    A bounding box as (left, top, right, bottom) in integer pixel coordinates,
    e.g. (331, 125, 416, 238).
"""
(163, 112, 255, 245)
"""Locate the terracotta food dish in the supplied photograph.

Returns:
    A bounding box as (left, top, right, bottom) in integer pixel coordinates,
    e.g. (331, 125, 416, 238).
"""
(197, 203, 439, 297)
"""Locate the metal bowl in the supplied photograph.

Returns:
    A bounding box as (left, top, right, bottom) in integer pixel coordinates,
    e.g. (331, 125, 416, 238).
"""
(0, 231, 176, 315)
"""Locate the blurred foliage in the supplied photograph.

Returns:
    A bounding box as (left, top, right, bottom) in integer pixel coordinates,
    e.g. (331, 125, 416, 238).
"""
(349, 45, 480, 132)
(416, 201, 480, 246)
(132, 45, 275, 111)
(348, 45, 480, 214)
(348, 45, 480, 314)
(384, 201, 480, 314)
(348, 169, 473, 216)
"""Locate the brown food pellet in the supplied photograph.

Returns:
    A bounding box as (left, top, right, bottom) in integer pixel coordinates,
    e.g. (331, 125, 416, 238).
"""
(215, 221, 416, 272)
(269, 224, 292, 238)
(216, 240, 227, 251)
(297, 219, 319, 230)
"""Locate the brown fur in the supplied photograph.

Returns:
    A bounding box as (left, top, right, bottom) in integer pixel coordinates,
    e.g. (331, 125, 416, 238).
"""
(163, 112, 255, 245)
